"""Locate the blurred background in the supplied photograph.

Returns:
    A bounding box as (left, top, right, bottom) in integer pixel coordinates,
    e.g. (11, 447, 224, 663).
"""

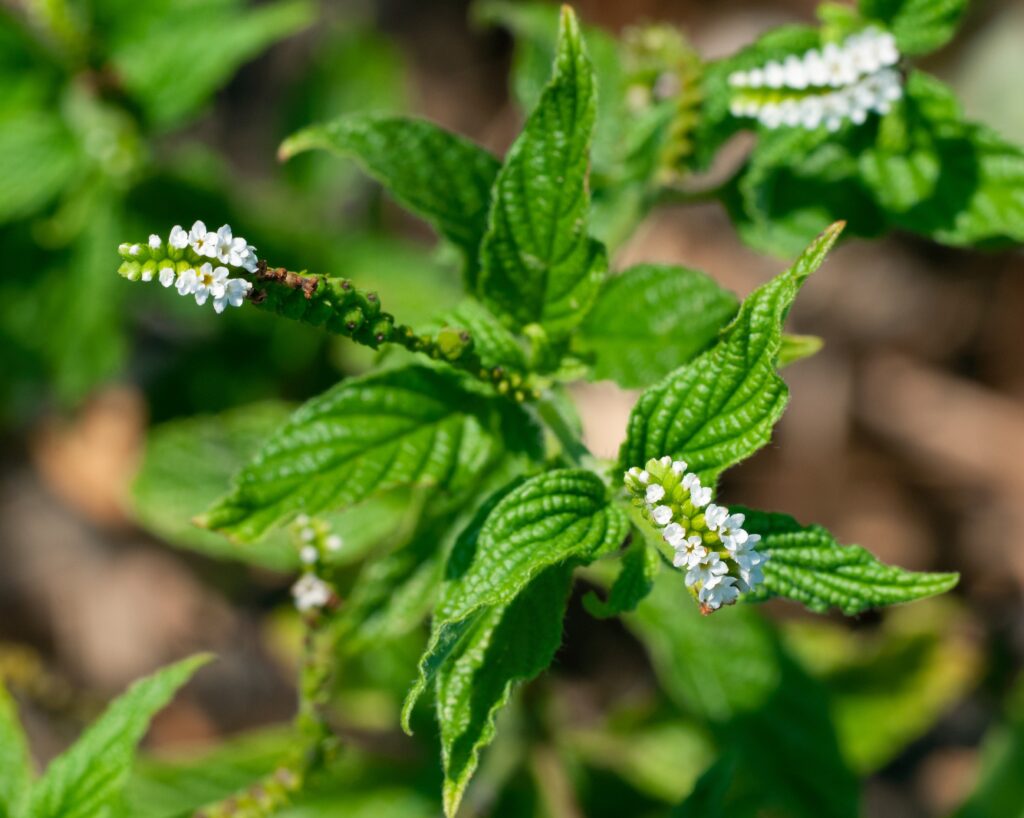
(1, 0, 1023, 816)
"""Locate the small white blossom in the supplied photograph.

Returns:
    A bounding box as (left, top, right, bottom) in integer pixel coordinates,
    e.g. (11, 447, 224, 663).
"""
(300, 545, 319, 565)
(704, 503, 729, 532)
(652, 505, 673, 526)
(213, 277, 251, 313)
(159, 266, 176, 287)
(176, 268, 198, 296)
(300, 526, 316, 543)
(672, 534, 705, 569)
(292, 574, 332, 613)
(645, 484, 666, 504)
(213, 224, 251, 267)
(685, 549, 728, 589)
(148, 234, 162, 250)
(729, 535, 768, 591)
(764, 60, 785, 89)
(699, 574, 740, 610)
(193, 263, 229, 306)
(296, 513, 311, 526)
(671, 460, 687, 475)
(189, 220, 216, 257)
(783, 54, 807, 89)
(169, 225, 189, 249)
(325, 534, 343, 552)
(662, 522, 686, 548)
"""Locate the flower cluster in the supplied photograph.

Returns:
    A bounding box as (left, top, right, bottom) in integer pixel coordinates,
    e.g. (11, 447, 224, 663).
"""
(289, 514, 343, 614)
(624, 457, 768, 613)
(116, 221, 257, 313)
(726, 27, 903, 131)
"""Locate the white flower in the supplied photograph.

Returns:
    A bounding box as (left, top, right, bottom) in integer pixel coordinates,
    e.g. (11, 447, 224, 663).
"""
(240, 244, 259, 273)
(671, 535, 705, 569)
(799, 96, 825, 129)
(658, 455, 672, 467)
(140, 266, 155, 283)
(159, 266, 176, 287)
(176, 268, 198, 296)
(685, 549, 728, 589)
(803, 49, 829, 86)
(148, 234, 162, 250)
(325, 534, 343, 552)
(704, 503, 729, 532)
(747, 67, 764, 88)
(300, 545, 319, 565)
(718, 511, 750, 550)
(671, 460, 687, 475)
(662, 522, 686, 548)
(763, 60, 785, 89)
(758, 103, 784, 130)
(193, 263, 229, 306)
(213, 278, 252, 314)
(189, 220, 216, 257)
(214, 224, 252, 267)
(300, 526, 316, 542)
(783, 55, 807, 89)
(730, 536, 768, 591)
(822, 42, 857, 87)
(728, 71, 748, 88)
(652, 505, 673, 526)
(699, 575, 740, 610)
(645, 484, 666, 504)
(169, 225, 189, 249)
(292, 574, 332, 613)
(637, 470, 650, 484)
(295, 514, 311, 526)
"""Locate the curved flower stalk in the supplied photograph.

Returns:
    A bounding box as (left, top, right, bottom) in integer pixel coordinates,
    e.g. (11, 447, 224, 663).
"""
(727, 26, 903, 131)
(116, 222, 539, 399)
(624, 456, 768, 613)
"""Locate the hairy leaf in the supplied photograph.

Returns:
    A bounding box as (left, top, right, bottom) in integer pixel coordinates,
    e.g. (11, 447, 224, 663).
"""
(201, 366, 541, 542)
(738, 508, 959, 614)
(437, 469, 628, 622)
(577, 264, 739, 389)
(436, 565, 574, 817)
(281, 115, 500, 284)
(0, 682, 32, 818)
(30, 655, 209, 818)
(859, 0, 969, 55)
(478, 6, 606, 337)
(619, 223, 843, 483)
(628, 574, 858, 818)
(583, 535, 661, 619)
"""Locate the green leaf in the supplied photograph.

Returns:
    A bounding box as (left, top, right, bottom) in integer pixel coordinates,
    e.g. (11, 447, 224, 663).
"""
(0, 682, 32, 818)
(619, 223, 843, 484)
(201, 366, 540, 542)
(577, 264, 739, 389)
(280, 115, 500, 285)
(429, 299, 528, 372)
(478, 6, 606, 337)
(133, 403, 407, 570)
(111, 0, 314, 127)
(436, 469, 628, 623)
(738, 507, 959, 614)
(30, 655, 210, 818)
(778, 333, 824, 367)
(954, 679, 1024, 818)
(583, 535, 661, 619)
(860, 73, 1024, 247)
(627, 574, 858, 818)
(436, 565, 574, 817)
(0, 110, 80, 224)
(859, 0, 969, 55)
(783, 602, 980, 773)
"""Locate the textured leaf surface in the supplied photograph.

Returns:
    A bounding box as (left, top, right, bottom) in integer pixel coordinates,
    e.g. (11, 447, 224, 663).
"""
(281, 115, 500, 283)
(583, 535, 661, 619)
(436, 565, 574, 817)
(430, 299, 528, 372)
(437, 469, 628, 622)
(202, 366, 539, 542)
(0, 682, 32, 818)
(577, 264, 738, 389)
(859, 0, 968, 55)
(133, 404, 405, 570)
(627, 574, 858, 818)
(30, 655, 209, 818)
(478, 6, 606, 336)
(738, 508, 959, 614)
(619, 224, 842, 483)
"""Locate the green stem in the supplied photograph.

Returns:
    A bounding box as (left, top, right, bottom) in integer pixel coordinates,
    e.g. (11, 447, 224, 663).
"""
(533, 393, 596, 470)
(193, 612, 337, 818)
